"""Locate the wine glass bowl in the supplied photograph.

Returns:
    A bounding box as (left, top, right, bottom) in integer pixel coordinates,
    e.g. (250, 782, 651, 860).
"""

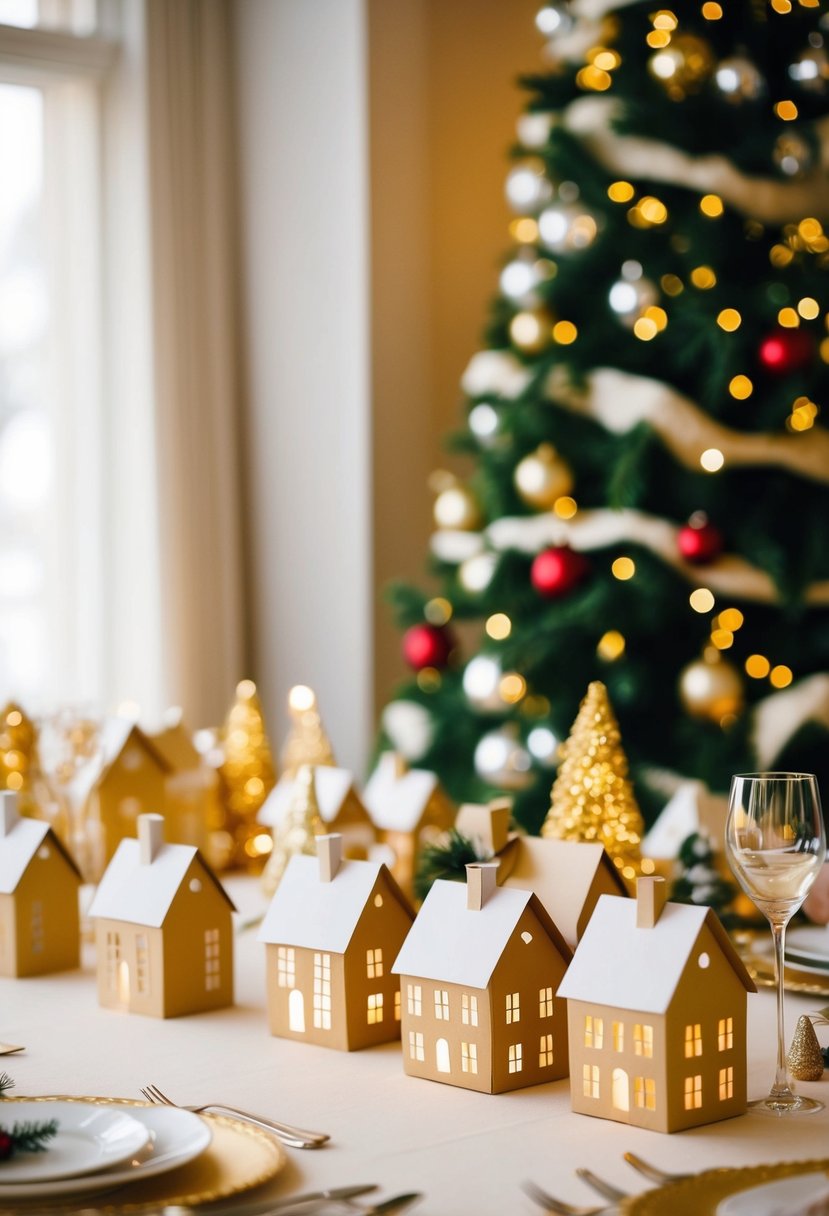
(725, 772, 826, 1115)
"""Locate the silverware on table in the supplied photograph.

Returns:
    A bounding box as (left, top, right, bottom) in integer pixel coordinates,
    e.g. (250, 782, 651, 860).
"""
(622, 1151, 692, 1185)
(575, 1169, 628, 1202)
(139, 1083, 330, 1149)
(0, 1044, 24, 1056)
(522, 1179, 618, 1216)
(73, 1184, 378, 1216)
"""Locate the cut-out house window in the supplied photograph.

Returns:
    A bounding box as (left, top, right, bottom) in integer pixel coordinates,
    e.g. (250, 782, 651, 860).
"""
(313, 952, 332, 1029)
(366, 948, 383, 979)
(585, 1015, 603, 1049)
(684, 1074, 703, 1110)
(434, 989, 449, 1020)
(539, 1033, 553, 1067)
(367, 993, 383, 1024)
(374, 893, 383, 907)
(136, 934, 149, 994)
(684, 1023, 702, 1057)
(106, 931, 121, 990)
(394, 990, 401, 1021)
(539, 987, 553, 1018)
(718, 1017, 733, 1050)
(462, 993, 478, 1026)
(521, 930, 533, 944)
(205, 928, 220, 991)
(407, 984, 422, 1016)
(436, 1037, 450, 1073)
(506, 993, 520, 1024)
(409, 1030, 425, 1061)
(30, 899, 44, 954)
(508, 1043, 523, 1073)
(719, 1066, 734, 1100)
(461, 1041, 478, 1074)
(634, 1076, 656, 1110)
(277, 946, 295, 988)
(583, 1063, 600, 1098)
(633, 1023, 653, 1057)
(612, 1068, 629, 1111)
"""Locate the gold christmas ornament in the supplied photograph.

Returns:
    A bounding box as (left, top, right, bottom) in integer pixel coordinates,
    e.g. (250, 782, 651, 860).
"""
(648, 34, 714, 100)
(542, 680, 644, 879)
(787, 1014, 824, 1081)
(514, 444, 574, 509)
(679, 655, 744, 722)
(218, 679, 277, 871)
(0, 702, 39, 811)
(431, 471, 481, 531)
(261, 763, 324, 897)
(281, 685, 336, 778)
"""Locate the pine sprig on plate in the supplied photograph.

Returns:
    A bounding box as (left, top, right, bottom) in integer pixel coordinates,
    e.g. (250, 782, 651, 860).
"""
(0, 1075, 60, 1160)
(0, 1073, 14, 1098)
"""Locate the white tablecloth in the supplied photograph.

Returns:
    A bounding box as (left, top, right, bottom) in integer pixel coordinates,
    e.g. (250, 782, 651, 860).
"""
(3, 878, 829, 1215)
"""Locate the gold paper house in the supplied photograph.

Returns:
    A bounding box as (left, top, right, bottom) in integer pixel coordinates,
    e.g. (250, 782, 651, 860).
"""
(85, 719, 171, 871)
(259, 767, 375, 861)
(88, 813, 235, 1017)
(258, 834, 415, 1051)
(392, 863, 572, 1093)
(363, 752, 455, 897)
(0, 792, 81, 977)
(146, 714, 221, 853)
(557, 877, 756, 1132)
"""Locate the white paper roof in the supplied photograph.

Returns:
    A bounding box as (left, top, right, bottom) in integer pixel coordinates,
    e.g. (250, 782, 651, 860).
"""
(363, 754, 440, 831)
(0, 817, 53, 894)
(258, 767, 357, 828)
(557, 894, 755, 1013)
(258, 854, 407, 953)
(392, 879, 569, 990)
(88, 838, 234, 928)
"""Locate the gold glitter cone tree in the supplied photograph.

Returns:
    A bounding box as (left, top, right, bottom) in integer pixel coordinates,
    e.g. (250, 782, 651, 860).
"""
(542, 681, 644, 881)
(0, 702, 65, 833)
(281, 685, 336, 778)
(218, 680, 277, 869)
(262, 763, 324, 897)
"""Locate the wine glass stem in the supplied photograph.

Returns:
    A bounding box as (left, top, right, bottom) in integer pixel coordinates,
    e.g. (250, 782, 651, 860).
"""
(770, 920, 794, 1098)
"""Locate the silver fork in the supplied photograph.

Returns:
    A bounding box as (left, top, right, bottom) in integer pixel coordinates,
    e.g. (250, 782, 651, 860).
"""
(522, 1180, 617, 1216)
(140, 1083, 330, 1150)
(575, 1169, 628, 1202)
(623, 1152, 692, 1185)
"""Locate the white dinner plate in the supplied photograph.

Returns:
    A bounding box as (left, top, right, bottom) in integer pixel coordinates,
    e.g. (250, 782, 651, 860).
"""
(0, 1101, 150, 1183)
(785, 925, 829, 971)
(717, 1170, 829, 1216)
(0, 1102, 211, 1201)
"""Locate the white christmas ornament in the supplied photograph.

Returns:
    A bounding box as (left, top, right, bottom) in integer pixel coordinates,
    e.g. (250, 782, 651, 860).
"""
(516, 112, 554, 150)
(714, 58, 765, 103)
(459, 550, 497, 593)
(527, 726, 559, 766)
(468, 403, 501, 446)
(463, 655, 504, 712)
(499, 255, 541, 304)
(461, 350, 532, 400)
(474, 725, 533, 790)
(505, 159, 553, 213)
(382, 700, 434, 763)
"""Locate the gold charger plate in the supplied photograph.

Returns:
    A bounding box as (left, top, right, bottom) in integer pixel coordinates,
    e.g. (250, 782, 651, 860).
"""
(620, 1158, 829, 1216)
(0, 1096, 285, 1212)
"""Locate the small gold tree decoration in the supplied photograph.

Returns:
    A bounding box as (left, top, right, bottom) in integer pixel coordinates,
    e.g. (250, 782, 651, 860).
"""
(787, 1013, 824, 1081)
(281, 685, 336, 778)
(0, 703, 46, 817)
(542, 681, 644, 883)
(262, 763, 324, 897)
(218, 680, 276, 870)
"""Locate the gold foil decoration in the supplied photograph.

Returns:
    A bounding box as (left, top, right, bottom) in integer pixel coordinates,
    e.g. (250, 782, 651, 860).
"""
(281, 685, 336, 778)
(542, 681, 644, 881)
(218, 680, 276, 871)
(1, 703, 68, 841)
(261, 764, 324, 897)
(787, 1014, 824, 1081)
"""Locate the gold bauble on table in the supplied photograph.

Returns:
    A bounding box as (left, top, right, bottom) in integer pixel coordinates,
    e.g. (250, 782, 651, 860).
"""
(514, 443, 574, 509)
(431, 470, 481, 531)
(679, 655, 744, 722)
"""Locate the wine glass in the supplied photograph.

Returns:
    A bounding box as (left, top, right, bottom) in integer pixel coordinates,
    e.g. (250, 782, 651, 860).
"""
(725, 772, 826, 1115)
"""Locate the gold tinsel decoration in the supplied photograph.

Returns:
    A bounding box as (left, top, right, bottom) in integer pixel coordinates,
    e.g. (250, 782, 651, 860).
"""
(787, 1015, 824, 1081)
(0, 702, 64, 832)
(218, 680, 276, 871)
(541, 680, 644, 881)
(281, 685, 336, 778)
(261, 763, 324, 897)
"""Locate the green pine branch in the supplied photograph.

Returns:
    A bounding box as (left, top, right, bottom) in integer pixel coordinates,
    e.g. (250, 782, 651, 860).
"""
(2, 1120, 59, 1154)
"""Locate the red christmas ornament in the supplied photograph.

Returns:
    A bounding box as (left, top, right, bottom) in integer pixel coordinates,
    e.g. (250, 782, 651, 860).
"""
(758, 328, 814, 375)
(530, 546, 589, 597)
(0, 1132, 12, 1161)
(402, 623, 454, 671)
(678, 515, 723, 565)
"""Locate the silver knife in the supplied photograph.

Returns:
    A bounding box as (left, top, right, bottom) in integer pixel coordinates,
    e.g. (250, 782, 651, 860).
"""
(70, 1184, 378, 1216)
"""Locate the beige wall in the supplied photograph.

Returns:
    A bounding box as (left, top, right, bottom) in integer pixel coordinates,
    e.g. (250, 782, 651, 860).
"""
(369, 0, 544, 714)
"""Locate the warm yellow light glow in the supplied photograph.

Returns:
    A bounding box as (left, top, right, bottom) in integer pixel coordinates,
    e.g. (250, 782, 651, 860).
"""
(608, 181, 634, 203)
(710, 629, 734, 650)
(6, 771, 23, 791)
(746, 654, 771, 679)
(644, 306, 668, 332)
(700, 448, 724, 472)
(700, 194, 724, 218)
(799, 218, 824, 242)
(770, 665, 793, 689)
(425, 596, 453, 625)
(702, 2, 723, 17)
(510, 311, 547, 350)
(633, 317, 658, 341)
(690, 588, 715, 613)
(593, 49, 621, 71)
(690, 266, 717, 289)
(653, 10, 678, 28)
(500, 673, 527, 703)
(778, 307, 800, 328)
(718, 608, 744, 631)
(821, 338, 829, 364)
(639, 196, 668, 224)
(554, 496, 578, 519)
(770, 244, 794, 268)
(576, 65, 612, 91)
(612, 557, 636, 580)
(717, 309, 741, 332)
(553, 320, 578, 344)
(798, 297, 820, 320)
(729, 375, 753, 400)
(486, 613, 512, 640)
(647, 29, 671, 48)
(417, 667, 442, 692)
(237, 679, 257, 698)
(509, 218, 539, 243)
(771, 0, 792, 10)
(775, 100, 799, 121)
(288, 684, 315, 712)
(661, 274, 683, 296)
(597, 630, 626, 660)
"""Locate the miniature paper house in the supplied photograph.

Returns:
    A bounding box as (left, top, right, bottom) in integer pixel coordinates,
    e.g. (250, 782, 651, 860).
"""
(363, 752, 455, 897)
(84, 719, 171, 873)
(642, 780, 728, 862)
(0, 792, 81, 977)
(146, 714, 221, 853)
(258, 834, 415, 1051)
(259, 767, 375, 860)
(392, 863, 572, 1093)
(557, 877, 756, 1132)
(88, 813, 235, 1017)
(498, 835, 628, 952)
(454, 799, 512, 856)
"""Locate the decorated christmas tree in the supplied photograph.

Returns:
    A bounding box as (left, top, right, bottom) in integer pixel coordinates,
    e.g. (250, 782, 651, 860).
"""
(382, 1, 829, 835)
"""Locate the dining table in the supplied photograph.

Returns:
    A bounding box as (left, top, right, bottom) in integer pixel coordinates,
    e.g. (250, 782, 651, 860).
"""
(3, 876, 829, 1216)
